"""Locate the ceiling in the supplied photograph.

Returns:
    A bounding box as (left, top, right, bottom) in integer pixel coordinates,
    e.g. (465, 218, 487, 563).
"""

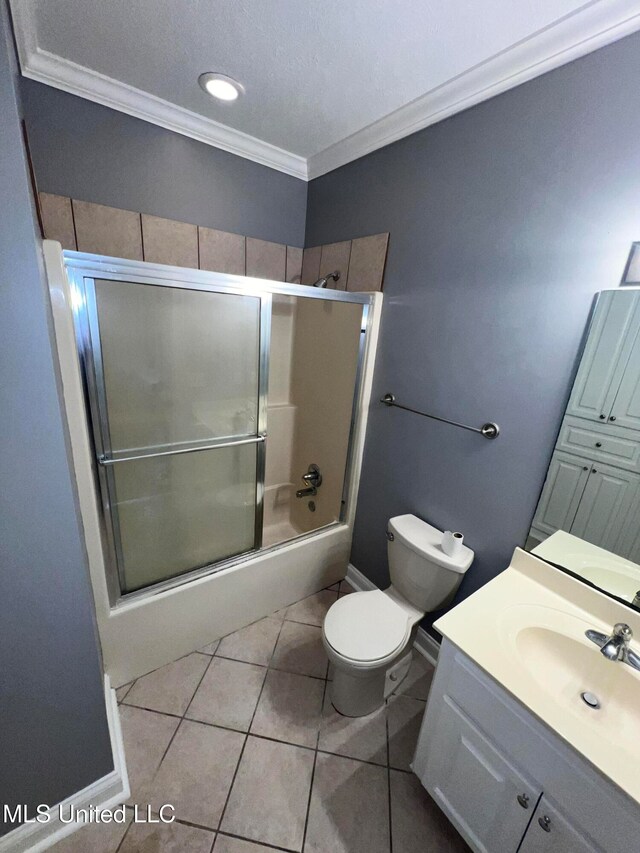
(11, 1, 640, 180)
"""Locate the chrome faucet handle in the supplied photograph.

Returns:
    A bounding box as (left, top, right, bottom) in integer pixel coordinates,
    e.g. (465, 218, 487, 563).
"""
(612, 623, 633, 642)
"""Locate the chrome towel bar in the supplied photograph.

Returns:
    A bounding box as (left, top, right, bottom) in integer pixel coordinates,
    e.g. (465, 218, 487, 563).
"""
(99, 434, 266, 465)
(380, 393, 499, 440)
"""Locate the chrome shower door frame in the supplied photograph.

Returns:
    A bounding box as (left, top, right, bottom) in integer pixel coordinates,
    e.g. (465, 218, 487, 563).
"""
(64, 252, 373, 606)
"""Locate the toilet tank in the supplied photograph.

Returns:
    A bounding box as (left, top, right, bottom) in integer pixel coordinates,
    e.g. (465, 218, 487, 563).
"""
(387, 515, 474, 612)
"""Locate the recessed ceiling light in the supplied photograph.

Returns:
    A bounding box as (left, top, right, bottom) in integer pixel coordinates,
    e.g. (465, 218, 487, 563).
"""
(198, 72, 244, 102)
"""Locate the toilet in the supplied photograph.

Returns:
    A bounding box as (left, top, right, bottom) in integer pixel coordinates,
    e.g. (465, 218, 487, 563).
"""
(322, 514, 474, 717)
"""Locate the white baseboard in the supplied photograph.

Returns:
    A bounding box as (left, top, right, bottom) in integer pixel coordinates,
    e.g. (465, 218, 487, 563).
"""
(345, 562, 440, 667)
(0, 676, 129, 853)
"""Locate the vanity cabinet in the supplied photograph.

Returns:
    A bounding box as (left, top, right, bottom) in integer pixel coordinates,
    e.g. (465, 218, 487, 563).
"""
(421, 693, 541, 852)
(519, 797, 600, 853)
(413, 641, 639, 853)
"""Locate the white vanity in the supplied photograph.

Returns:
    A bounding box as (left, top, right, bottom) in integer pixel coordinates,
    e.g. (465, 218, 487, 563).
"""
(412, 548, 640, 853)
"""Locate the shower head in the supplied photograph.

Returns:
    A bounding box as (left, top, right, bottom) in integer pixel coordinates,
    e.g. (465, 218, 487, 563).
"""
(312, 270, 340, 288)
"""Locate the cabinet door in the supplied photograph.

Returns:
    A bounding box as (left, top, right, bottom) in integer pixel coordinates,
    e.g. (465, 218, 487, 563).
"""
(609, 324, 640, 430)
(566, 291, 640, 423)
(531, 451, 591, 537)
(616, 485, 640, 564)
(519, 796, 602, 853)
(570, 461, 640, 552)
(420, 695, 541, 853)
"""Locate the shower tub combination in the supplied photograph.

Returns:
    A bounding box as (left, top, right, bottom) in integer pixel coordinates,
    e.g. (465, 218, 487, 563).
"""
(45, 243, 381, 685)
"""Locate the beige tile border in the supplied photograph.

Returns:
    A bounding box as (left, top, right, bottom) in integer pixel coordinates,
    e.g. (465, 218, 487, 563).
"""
(38, 193, 388, 289)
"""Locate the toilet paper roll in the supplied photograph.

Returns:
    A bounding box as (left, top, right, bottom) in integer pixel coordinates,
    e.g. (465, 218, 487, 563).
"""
(442, 530, 464, 558)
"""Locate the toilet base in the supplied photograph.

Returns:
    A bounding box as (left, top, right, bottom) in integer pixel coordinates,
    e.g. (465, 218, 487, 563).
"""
(328, 650, 414, 717)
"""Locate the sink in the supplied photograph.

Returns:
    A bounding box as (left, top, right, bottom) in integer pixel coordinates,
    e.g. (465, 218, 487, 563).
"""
(499, 603, 640, 741)
(433, 548, 640, 803)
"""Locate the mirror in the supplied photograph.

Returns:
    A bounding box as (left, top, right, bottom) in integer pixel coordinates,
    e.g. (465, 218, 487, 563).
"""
(526, 286, 640, 610)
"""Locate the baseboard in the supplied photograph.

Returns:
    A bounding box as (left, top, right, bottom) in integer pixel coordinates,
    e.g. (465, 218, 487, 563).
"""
(0, 676, 129, 853)
(345, 563, 440, 666)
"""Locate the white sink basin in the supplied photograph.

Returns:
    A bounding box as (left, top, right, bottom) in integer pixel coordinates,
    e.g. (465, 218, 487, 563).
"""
(499, 604, 640, 743)
(434, 550, 640, 802)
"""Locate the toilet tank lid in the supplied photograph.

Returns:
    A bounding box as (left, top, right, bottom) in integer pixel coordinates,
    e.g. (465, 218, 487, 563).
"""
(388, 514, 474, 573)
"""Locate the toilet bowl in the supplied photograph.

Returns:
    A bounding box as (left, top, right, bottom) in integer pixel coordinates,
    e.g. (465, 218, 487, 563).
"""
(323, 514, 474, 716)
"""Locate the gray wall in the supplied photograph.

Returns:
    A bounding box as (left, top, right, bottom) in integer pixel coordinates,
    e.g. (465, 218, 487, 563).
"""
(0, 8, 113, 835)
(306, 31, 640, 624)
(20, 79, 307, 247)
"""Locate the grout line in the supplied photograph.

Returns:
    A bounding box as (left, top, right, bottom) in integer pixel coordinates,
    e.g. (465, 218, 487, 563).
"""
(116, 680, 135, 704)
(300, 671, 331, 850)
(151, 652, 218, 777)
(386, 699, 394, 853)
(215, 614, 288, 834)
(183, 649, 218, 719)
(217, 829, 299, 853)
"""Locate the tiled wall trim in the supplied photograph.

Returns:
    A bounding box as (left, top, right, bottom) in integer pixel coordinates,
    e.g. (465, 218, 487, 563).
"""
(303, 234, 388, 292)
(38, 194, 388, 289)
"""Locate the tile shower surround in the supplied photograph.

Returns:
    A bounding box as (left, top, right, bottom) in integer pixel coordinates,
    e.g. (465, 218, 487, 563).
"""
(38, 193, 388, 292)
(51, 580, 469, 853)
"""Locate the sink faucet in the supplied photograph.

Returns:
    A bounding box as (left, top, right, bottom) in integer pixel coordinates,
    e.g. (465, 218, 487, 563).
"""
(586, 623, 640, 671)
(599, 623, 633, 661)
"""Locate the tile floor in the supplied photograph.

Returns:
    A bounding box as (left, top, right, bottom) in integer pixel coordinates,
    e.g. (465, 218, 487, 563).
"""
(52, 580, 469, 853)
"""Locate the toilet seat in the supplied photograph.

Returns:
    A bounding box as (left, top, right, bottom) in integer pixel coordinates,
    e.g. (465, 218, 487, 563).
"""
(323, 589, 413, 664)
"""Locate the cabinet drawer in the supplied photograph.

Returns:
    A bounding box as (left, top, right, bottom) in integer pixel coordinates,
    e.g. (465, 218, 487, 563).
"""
(557, 416, 640, 472)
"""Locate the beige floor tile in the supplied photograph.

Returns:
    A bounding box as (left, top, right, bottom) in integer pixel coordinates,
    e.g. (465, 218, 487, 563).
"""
(199, 639, 220, 655)
(270, 620, 328, 678)
(339, 580, 356, 595)
(216, 617, 282, 666)
(146, 720, 244, 829)
(221, 736, 314, 850)
(305, 753, 389, 853)
(396, 652, 435, 701)
(119, 818, 214, 852)
(214, 835, 276, 852)
(318, 693, 388, 765)
(118, 705, 179, 805)
(250, 669, 324, 747)
(271, 607, 288, 621)
(187, 657, 266, 731)
(285, 590, 338, 627)
(49, 813, 131, 852)
(390, 769, 470, 852)
(387, 694, 426, 771)
(123, 653, 210, 716)
(326, 582, 341, 591)
(116, 682, 134, 703)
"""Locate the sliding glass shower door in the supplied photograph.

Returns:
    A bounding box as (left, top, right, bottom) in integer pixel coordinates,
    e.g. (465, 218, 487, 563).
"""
(83, 277, 269, 594)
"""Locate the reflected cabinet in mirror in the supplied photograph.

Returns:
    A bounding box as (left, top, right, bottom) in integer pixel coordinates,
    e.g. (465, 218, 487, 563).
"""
(527, 287, 640, 610)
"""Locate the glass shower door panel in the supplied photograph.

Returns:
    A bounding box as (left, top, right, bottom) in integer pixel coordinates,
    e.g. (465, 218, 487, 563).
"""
(93, 280, 261, 453)
(112, 444, 258, 593)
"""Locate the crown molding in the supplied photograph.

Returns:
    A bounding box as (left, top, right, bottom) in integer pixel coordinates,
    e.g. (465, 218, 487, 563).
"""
(9, 1, 308, 180)
(11, 0, 640, 183)
(307, 0, 640, 179)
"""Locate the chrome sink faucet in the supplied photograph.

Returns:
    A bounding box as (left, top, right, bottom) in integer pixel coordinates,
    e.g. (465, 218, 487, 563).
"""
(586, 623, 640, 672)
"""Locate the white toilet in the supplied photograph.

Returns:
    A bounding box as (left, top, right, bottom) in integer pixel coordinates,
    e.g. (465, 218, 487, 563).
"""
(322, 514, 474, 717)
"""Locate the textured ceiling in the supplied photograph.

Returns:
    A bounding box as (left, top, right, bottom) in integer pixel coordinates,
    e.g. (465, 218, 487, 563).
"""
(26, 0, 591, 158)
